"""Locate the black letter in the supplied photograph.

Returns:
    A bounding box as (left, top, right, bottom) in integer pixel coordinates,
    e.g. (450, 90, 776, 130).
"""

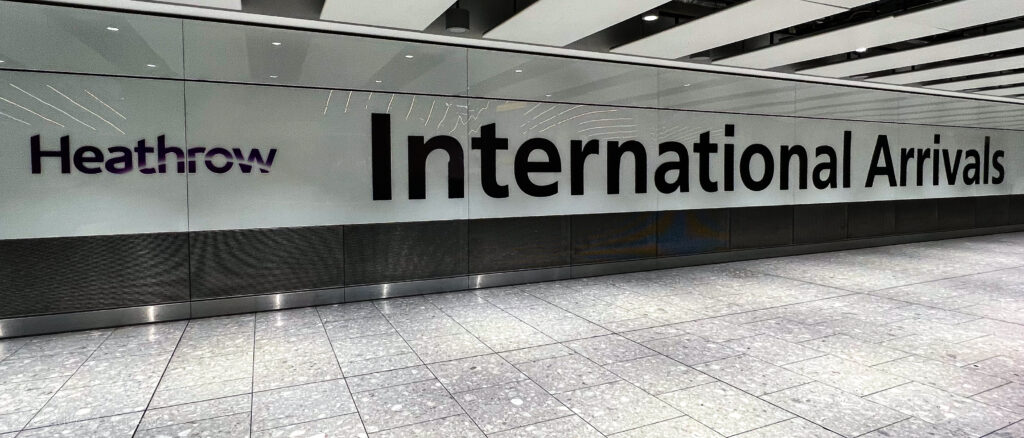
(570, 139, 599, 195)
(105, 146, 133, 174)
(471, 123, 509, 198)
(607, 140, 647, 194)
(157, 135, 184, 173)
(780, 145, 807, 190)
(408, 135, 465, 199)
(693, 132, 719, 192)
(992, 150, 1005, 184)
(73, 145, 104, 174)
(514, 138, 560, 197)
(865, 135, 896, 188)
(942, 149, 962, 185)
(739, 144, 774, 191)
(964, 149, 981, 185)
(655, 141, 689, 194)
(812, 146, 838, 189)
(135, 139, 155, 174)
(31, 135, 70, 174)
(205, 147, 234, 173)
(371, 113, 392, 200)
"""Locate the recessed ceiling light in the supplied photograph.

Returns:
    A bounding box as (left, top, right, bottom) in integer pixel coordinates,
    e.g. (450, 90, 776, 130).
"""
(271, 41, 282, 46)
(146, 64, 156, 68)
(514, 69, 523, 73)
(642, 14, 658, 22)
(855, 47, 868, 53)
(545, 94, 552, 97)
(683, 83, 691, 87)
(106, 26, 119, 32)
(269, 75, 278, 78)
(0, 60, 5, 64)
(375, 80, 383, 83)
(404, 54, 415, 59)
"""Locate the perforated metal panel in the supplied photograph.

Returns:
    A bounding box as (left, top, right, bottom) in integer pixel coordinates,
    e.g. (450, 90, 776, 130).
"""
(794, 204, 847, 244)
(731, 206, 793, 249)
(469, 216, 571, 273)
(657, 210, 729, 256)
(344, 220, 468, 285)
(572, 212, 658, 263)
(189, 226, 344, 299)
(0, 232, 188, 318)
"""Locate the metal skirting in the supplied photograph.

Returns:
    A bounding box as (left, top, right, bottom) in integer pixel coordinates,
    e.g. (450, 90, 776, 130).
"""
(0, 302, 190, 339)
(3, 225, 1024, 339)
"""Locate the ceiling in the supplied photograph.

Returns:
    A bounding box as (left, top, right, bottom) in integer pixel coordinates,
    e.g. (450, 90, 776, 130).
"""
(51, 0, 1024, 99)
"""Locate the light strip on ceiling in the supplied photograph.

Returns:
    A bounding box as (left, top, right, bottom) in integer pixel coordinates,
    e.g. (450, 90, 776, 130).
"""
(869, 54, 1024, 85)
(36, 0, 1024, 107)
(717, 0, 1024, 69)
(320, 0, 456, 31)
(930, 71, 1024, 90)
(611, 0, 860, 59)
(800, 27, 1024, 78)
(981, 85, 1024, 96)
(484, 0, 667, 47)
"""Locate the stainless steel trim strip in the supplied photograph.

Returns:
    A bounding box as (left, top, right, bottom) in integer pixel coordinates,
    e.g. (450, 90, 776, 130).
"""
(190, 287, 346, 318)
(467, 267, 571, 289)
(0, 302, 190, 338)
(345, 277, 470, 302)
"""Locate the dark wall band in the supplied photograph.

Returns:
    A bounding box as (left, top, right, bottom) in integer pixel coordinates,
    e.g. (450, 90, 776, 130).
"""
(1, 194, 1023, 327)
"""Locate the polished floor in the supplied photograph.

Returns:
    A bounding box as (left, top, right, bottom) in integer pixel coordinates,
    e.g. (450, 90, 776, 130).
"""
(3, 234, 1024, 437)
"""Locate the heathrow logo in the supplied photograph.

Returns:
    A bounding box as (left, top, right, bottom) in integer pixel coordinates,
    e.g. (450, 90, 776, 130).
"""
(29, 134, 278, 174)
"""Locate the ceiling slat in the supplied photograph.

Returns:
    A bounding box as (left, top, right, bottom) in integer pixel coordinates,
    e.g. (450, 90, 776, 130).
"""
(612, 0, 857, 59)
(798, 27, 1024, 78)
(717, 0, 1024, 69)
(319, 0, 456, 31)
(869, 54, 1024, 85)
(484, 0, 668, 47)
(930, 71, 1024, 90)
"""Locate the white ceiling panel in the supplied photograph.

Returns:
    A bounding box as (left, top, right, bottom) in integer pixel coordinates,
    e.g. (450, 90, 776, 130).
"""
(485, 0, 667, 46)
(981, 85, 1024, 96)
(799, 27, 1024, 78)
(158, 0, 240, 9)
(320, 0, 456, 31)
(718, 0, 1024, 69)
(612, 0, 850, 59)
(868, 54, 1024, 84)
(930, 71, 1024, 90)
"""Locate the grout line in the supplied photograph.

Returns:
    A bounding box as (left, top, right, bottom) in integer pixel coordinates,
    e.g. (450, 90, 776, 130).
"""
(315, 306, 368, 434)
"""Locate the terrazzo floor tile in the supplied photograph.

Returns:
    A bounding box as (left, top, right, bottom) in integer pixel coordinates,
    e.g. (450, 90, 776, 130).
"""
(745, 318, 837, 343)
(456, 379, 572, 434)
(723, 334, 827, 366)
(865, 382, 1021, 436)
(324, 315, 396, 340)
(369, 414, 482, 437)
(487, 415, 601, 438)
(0, 351, 91, 384)
(694, 354, 812, 396)
(498, 344, 574, 365)
(406, 333, 493, 364)
(733, 417, 842, 438)
(762, 382, 907, 437)
(603, 354, 716, 395)
(783, 355, 908, 396)
(964, 356, 1024, 382)
(428, 354, 526, 393)
(972, 383, 1024, 414)
(137, 394, 251, 431)
(27, 379, 158, 428)
(253, 413, 367, 438)
(515, 354, 619, 394)
(874, 355, 1008, 397)
(352, 379, 464, 433)
(347, 365, 436, 393)
(659, 382, 794, 436)
(15, 412, 142, 438)
(672, 318, 761, 343)
(556, 380, 680, 435)
(341, 352, 424, 377)
(251, 379, 356, 431)
(987, 421, 1024, 438)
(643, 334, 742, 365)
(563, 334, 656, 365)
(857, 417, 972, 438)
(149, 377, 252, 408)
(610, 416, 723, 438)
(802, 334, 909, 366)
(135, 411, 251, 438)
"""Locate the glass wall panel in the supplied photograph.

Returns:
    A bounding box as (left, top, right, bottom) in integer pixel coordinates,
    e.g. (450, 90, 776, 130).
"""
(0, 1, 184, 78)
(658, 69, 796, 116)
(183, 20, 468, 96)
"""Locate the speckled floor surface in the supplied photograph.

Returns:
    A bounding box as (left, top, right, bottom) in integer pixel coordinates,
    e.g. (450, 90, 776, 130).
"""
(2, 233, 1024, 438)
